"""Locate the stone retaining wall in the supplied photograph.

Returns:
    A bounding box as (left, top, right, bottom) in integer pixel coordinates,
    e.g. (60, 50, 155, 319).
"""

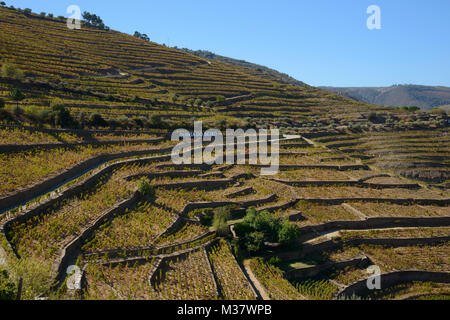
(358, 174, 392, 182)
(258, 199, 298, 213)
(276, 235, 450, 261)
(296, 197, 450, 206)
(54, 193, 142, 284)
(178, 194, 277, 217)
(0, 124, 169, 137)
(126, 170, 202, 181)
(0, 149, 172, 211)
(83, 230, 216, 262)
(280, 143, 311, 148)
(155, 163, 212, 171)
(285, 255, 370, 280)
(97, 238, 219, 297)
(225, 187, 255, 198)
(1, 153, 171, 236)
(250, 164, 369, 171)
(337, 271, 450, 298)
(297, 216, 450, 241)
(273, 179, 420, 189)
(203, 244, 222, 299)
(0, 138, 165, 154)
(153, 178, 233, 191)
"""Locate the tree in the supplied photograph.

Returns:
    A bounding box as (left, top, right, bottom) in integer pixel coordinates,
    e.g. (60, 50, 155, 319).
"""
(149, 113, 163, 128)
(51, 104, 76, 128)
(246, 231, 264, 253)
(133, 116, 146, 128)
(278, 221, 301, 245)
(134, 31, 150, 41)
(257, 213, 280, 241)
(0, 2, 6, 7)
(235, 207, 300, 253)
(90, 113, 108, 127)
(233, 221, 252, 237)
(367, 112, 377, 123)
(9, 88, 25, 108)
(1, 62, 24, 80)
(82, 11, 108, 29)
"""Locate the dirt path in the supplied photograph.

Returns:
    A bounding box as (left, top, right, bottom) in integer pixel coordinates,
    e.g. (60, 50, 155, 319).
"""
(243, 259, 271, 300)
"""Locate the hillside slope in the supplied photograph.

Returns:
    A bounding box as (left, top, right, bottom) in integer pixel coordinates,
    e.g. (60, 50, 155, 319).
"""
(0, 6, 445, 136)
(0, 6, 388, 134)
(178, 48, 309, 88)
(321, 85, 450, 110)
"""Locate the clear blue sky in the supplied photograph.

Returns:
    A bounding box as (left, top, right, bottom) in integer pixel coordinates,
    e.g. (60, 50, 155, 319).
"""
(7, 0, 450, 87)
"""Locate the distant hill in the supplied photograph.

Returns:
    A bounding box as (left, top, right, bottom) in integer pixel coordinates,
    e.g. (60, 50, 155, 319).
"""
(177, 48, 309, 88)
(320, 85, 450, 110)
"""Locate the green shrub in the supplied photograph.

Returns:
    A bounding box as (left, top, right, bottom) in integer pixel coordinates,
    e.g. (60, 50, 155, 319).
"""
(268, 256, 281, 266)
(194, 98, 203, 107)
(216, 95, 225, 102)
(234, 221, 252, 237)
(149, 113, 163, 128)
(213, 207, 231, 236)
(1, 62, 24, 80)
(0, 98, 4, 108)
(90, 113, 108, 127)
(246, 231, 264, 253)
(367, 112, 377, 123)
(137, 178, 155, 197)
(200, 214, 212, 226)
(51, 104, 77, 128)
(278, 220, 301, 245)
(0, 268, 15, 300)
(236, 207, 301, 253)
(9, 88, 25, 105)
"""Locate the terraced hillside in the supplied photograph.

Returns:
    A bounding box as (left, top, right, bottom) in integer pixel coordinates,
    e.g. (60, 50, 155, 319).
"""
(0, 6, 363, 128)
(0, 133, 448, 300)
(1, 6, 447, 133)
(0, 5, 448, 301)
(312, 129, 449, 186)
